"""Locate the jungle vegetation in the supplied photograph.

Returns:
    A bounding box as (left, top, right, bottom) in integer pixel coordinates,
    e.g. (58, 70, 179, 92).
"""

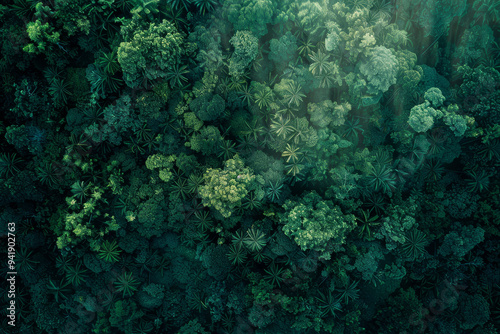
(0, 0, 500, 333)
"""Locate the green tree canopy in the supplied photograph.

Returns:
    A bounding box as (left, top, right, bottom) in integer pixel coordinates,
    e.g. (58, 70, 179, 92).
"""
(118, 19, 184, 88)
(359, 46, 399, 95)
(280, 191, 356, 260)
(228, 30, 259, 77)
(198, 155, 255, 218)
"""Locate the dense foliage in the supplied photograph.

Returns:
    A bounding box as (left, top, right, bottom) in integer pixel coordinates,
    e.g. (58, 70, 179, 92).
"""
(0, 0, 499, 333)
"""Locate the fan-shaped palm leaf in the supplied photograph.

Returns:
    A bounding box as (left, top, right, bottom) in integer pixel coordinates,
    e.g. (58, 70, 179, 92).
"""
(0, 153, 23, 178)
(316, 290, 343, 318)
(282, 81, 305, 107)
(264, 262, 286, 287)
(98, 240, 122, 263)
(401, 229, 428, 261)
(114, 272, 139, 297)
(309, 50, 332, 76)
(243, 226, 267, 252)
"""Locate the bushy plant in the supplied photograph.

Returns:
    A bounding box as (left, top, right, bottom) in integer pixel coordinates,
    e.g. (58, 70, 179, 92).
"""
(198, 154, 255, 217)
(228, 30, 258, 77)
(408, 101, 442, 133)
(118, 18, 184, 88)
(359, 46, 398, 95)
(281, 191, 356, 259)
(438, 223, 485, 258)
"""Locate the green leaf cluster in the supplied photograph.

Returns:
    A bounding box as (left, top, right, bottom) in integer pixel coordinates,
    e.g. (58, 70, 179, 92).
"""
(198, 154, 255, 217)
(281, 191, 356, 259)
(118, 19, 184, 88)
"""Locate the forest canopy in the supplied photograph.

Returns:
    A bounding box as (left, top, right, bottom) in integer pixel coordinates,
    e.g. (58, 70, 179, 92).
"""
(0, 0, 499, 333)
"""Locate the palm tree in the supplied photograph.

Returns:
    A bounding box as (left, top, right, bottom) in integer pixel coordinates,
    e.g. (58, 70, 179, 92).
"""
(367, 164, 397, 194)
(466, 169, 491, 193)
(166, 0, 192, 11)
(96, 50, 120, 75)
(16, 247, 39, 272)
(264, 262, 286, 287)
(192, 0, 218, 15)
(165, 64, 189, 88)
(227, 243, 247, 265)
(87, 64, 122, 97)
(98, 240, 122, 263)
(0, 153, 23, 178)
(65, 261, 88, 287)
(342, 117, 364, 142)
(298, 36, 316, 59)
(71, 181, 90, 203)
(114, 272, 139, 297)
(48, 78, 72, 107)
(401, 229, 428, 261)
(266, 180, 284, 202)
(238, 83, 254, 107)
(282, 144, 303, 163)
(243, 226, 267, 252)
(290, 118, 310, 144)
(254, 84, 274, 110)
(286, 160, 304, 177)
(270, 116, 293, 140)
(316, 66, 341, 88)
(309, 50, 332, 76)
(281, 80, 305, 107)
(355, 209, 380, 240)
(47, 278, 72, 302)
(218, 139, 237, 160)
(339, 279, 360, 304)
(316, 290, 343, 318)
(242, 119, 265, 142)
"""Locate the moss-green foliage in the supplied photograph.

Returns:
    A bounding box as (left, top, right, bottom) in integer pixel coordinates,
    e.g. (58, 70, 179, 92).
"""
(186, 125, 222, 155)
(5, 125, 30, 152)
(395, 50, 423, 98)
(438, 223, 485, 258)
(201, 245, 232, 280)
(2, 1, 500, 333)
(457, 65, 500, 104)
(184, 112, 204, 131)
(109, 299, 144, 333)
(190, 93, 225, 121)
(118, 18, 184, 88)
(456, 293, 490, 330)
(229, 30, 259, 77)
(56, 184, 119, 250)
(418, 0, 467, 37)
(375, 288, 424, 332)
(281, 191, 356, 259)
(307, 100, 351, 128)
(178, 318, 210, 334)
(10, 79, 50, 119)
(408, 87, 470, 135)
(137, 283, 165, 309)
(145, 154, 176, 182)
(24, 19, 60, 55)
(101, 94, 140, 144)
(136, 91, 164, 120)
(454, 25, 494, 66)
(350, 243, 385, 282)
(136, 196, 167, 238)
(269, 31, 297, 68)
(443, 111, 468, 137)
(424, 87, 446, 108)
(199, 155, 255, 217)
(296, 1, 325, 37)
(359, 46, 399, 95)
(223, 0, 277, 38)
(374, 198, 418, 251)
